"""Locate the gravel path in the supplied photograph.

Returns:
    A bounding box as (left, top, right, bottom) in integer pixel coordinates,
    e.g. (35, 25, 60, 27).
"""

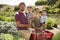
(47, 27, 60, 36)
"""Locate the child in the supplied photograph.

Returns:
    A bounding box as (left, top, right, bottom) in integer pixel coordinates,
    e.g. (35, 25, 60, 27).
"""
(40, 10, 47, 30)
(26, 6, 33, 24)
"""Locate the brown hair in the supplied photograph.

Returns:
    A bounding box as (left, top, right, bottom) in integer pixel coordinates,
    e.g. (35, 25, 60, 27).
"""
(27, 6, 32, 8)
(19, 2, 26, 7)
(42, 10, 47, 13)
(34, 8, 39, 11)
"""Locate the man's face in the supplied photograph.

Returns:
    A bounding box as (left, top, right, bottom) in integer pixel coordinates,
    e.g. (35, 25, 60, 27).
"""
(19, 4, 26, 11)
(27, 8, 32, 12)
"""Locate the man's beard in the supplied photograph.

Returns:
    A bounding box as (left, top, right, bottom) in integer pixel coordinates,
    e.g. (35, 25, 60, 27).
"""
(21, 9, 24, 11)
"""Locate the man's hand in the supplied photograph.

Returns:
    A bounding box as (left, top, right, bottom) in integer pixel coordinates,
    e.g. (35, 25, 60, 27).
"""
(27, 24, 31, 28)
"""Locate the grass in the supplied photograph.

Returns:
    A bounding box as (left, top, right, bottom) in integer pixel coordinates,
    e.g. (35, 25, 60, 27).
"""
(53, 32, 60, 40)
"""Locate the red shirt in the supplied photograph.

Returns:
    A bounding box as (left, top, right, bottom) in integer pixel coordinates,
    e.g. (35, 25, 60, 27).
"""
(15, 12, 28, 30)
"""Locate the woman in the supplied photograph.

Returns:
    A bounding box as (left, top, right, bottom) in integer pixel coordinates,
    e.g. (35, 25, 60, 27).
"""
(30, 8, 47, 40)
(30, 8, 41, 40)
(32, 8, 42, 30)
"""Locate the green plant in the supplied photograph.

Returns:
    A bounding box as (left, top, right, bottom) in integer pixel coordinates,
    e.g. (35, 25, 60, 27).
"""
(0, 4, 5, 8)
(0, 33, 24, 40)
(14, 6, 19, 11)
(0, 34, 13, 40)
(0, 10, 15, 22)
(5, 17, 15, 22)
(0, 22, 24, 40)
(46, 17, 57, 29)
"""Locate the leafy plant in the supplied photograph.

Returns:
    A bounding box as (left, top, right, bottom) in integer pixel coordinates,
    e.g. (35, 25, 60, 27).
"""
(0, 34, 13, 40)
(46, 17, 57, 29)
(0, 22, 24, 40)
(5, 17, 15, 22)
(0, 33, 24, 40)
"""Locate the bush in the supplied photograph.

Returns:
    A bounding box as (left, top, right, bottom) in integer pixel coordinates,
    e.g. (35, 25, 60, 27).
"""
(0, 16, 6, 21)
(0, 16, 15, 22)
(0, 22, 24, 40)
(46, 17, 57, 29)
(5, 17, 15, 22)
(0, 4, 4, 8)
(0, 10, 15, 22)
(14, 6, 19, 11)
(0, 33, 24, 40)
(0, 34, 13, 40)
(0, 22, 17, 33)
(53, 24, 57, 28)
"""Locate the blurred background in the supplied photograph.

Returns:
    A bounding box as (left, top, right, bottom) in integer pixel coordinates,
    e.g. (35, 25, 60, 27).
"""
(0, 0, 60, 24)
(0, 0, 60, 40)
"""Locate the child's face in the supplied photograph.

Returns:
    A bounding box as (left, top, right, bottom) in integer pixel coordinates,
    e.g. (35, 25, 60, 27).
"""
(42, 11, 46, 16)
(27, 8, 32, 12)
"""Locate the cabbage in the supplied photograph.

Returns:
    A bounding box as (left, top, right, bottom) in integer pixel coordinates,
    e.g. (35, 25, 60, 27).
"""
(0, 34, 13, 40)
(0, 33, 24, 40)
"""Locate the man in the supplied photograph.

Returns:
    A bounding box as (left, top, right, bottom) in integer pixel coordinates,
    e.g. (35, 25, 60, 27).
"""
(15, 2, 31, 40)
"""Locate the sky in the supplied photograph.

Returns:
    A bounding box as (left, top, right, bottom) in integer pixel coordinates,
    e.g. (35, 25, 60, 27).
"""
(0, 0, 37, 6)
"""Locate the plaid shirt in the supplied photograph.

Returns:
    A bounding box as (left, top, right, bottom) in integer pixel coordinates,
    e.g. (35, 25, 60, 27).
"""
(26, 12, 33, 20)
(25, 12, 33, 24)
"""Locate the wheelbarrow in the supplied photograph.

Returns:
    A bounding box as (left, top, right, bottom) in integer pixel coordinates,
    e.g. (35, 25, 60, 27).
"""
(30, 30, 54, 40)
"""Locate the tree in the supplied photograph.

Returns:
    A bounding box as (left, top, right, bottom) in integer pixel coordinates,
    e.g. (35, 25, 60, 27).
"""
(35, 1, 47, 5)
(52, 0, 60, 8)
(4, 7, 11, 12)
(35, 0, 60, 14)
(47, 0, 57, 6)
(14, 6, 19, 11)
(0, 4, 6, 9)
(35, 0, 57, 7)
(0, 4, 4, 8)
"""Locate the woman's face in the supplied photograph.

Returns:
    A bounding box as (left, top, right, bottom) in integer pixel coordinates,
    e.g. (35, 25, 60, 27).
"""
(34, 9, 39, 14)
